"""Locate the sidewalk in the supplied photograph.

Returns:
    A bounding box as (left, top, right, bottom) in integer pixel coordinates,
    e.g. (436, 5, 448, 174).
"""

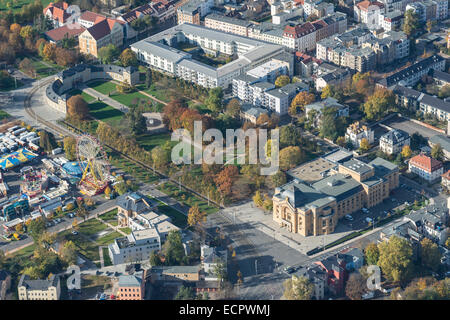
(80, 85, 130, 113)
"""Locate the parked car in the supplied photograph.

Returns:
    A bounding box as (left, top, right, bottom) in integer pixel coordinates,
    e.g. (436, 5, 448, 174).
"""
(71, 230, 78, 235)
(284, 266, 296, 274)
(345, 214, 354, 221)
(365, 217, 373, 223)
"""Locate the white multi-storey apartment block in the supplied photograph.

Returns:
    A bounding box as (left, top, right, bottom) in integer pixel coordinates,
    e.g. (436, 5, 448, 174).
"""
(131, 23, 286, 89)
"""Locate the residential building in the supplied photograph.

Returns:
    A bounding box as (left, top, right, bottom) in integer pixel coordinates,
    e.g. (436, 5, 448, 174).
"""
(339, 247, 364, 271)
(314, 255, 347, 296)
(273, 157, 399, 236)
(297, 266, 327, 300)
(345, 121, 374, 148)
(304, 97, 349, 119)
(204, 14, 252, 37)
(18, 275, 60, 300)
(108, 228, 162, 265)
(313, 63, 351, 91)
(44, 23, 86, 45)
(441, 169, 450, 191)
(177, 0, 213, 24)
(408, 154, 444, 182)
(116, 192, 158, 227)
(431, 69, 450, 87)
(240, 104, 269, 123)
(283, 22, 317, 52)
(201, 245, 227, 280)
(78, 11, 106, 29)
(379, 129, 410, 155)
(354, 0, 385, 28)
(377, 54, 446, 88)
(0, 270, 11, 300)
(43, 2, 72, 28)
(295, 52, 322, 77)
(118, 272, 145, 300)
(78, 18, 124, 57)
(117, 3, 154, 40)
(131, 23, 286, 89)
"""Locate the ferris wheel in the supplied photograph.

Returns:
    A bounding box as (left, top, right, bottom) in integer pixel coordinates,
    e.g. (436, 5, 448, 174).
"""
(76, 135, 110, 195)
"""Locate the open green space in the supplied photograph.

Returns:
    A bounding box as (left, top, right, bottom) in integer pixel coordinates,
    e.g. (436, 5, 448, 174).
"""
(157, 204, 187, 228)
(88, 101, 124, 126)
(137, 84, 171, 103)
(102, 247, 112, 267)
(135, 132, 174, 151)
(77, 219, 108, 237)
(88, 80, 150, 107)
(0, 0, 52, 13)
(157, 182, 219, 215)
(97, 231, 122, 246)
(119, 227, 132, 234)
(98, 208, 118, 221)
(106, 149, 159, 184)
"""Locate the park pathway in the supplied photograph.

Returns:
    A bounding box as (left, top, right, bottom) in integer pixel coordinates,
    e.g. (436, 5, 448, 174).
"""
(80, 85, 130, 113)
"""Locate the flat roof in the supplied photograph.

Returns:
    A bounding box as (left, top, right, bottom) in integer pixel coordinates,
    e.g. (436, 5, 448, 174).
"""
(287, 158, 336, 183)
(340, 159, 373, 175)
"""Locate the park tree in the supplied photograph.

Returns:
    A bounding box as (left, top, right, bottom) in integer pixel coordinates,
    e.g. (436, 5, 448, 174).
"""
(280, 125, 301, 148)
(63, 136, 77, 161)
(274, 75, 290, 88)
(187, 205, 206, 228)
(42, 42, 57, 62)
(67, 95, 89, 120)
(206, 87, 223, 113)
(98, 44, 120, 64)
(365, 242, 380, 265)
(119, 48, 138, 67)
(345, 273, 367, 300)
(431, 143, 444, 161)
(19, 25, 34, 39)
(403, 9, 420, 37)
(225, 98, 241, 118)
(60, 241, 77, 265)
(269, 170, 287, 188)
(39, 130, 57, 152)
(420, 238, 441, 272)
(162, 230, 185, 265)
(359, 138, 370, 153)
(151, 145, 170, 169)
(145, 68, 152, 89)
(289, 91, 315, 116)
(363, 89, 395, 120)
(253, 190, 263, 207)
(279, 146, 303, 171)
(283, 275, 314, 300)
(175, 285, 195, 300)
(377, 236, 414, 283)
(214, 165, 239, 198)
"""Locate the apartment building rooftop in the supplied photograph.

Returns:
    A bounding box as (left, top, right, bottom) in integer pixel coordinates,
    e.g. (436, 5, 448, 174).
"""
(205, 13, 252, 27)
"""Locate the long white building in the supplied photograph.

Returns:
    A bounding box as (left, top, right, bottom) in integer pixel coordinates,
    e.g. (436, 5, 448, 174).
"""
(131, 23, 286, 89)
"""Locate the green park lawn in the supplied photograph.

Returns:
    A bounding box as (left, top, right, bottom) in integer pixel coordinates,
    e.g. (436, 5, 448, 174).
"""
(102, 247, 112, 267)
(135, 132, 174, 151)
(97, 231, 122, 246)
(157, 204, 187, 228)
(98, 208, 118, 222)
(88, 101, 124, 126)
(88, 80, 150, 107)
(0, 110, 11, 120)
(0, 0, 52, 13)
(66, 89, 96, 103)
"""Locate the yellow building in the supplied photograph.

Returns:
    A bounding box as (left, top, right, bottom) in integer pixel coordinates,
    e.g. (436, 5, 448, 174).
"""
(273, 157, 399, 236)
(18, 274, 60, 300)
(79, 18, 124, 58)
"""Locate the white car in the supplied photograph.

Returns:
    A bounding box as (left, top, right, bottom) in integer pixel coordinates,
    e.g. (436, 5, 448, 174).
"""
(365, 217, 373, 223)
(345, 215, 354, 221)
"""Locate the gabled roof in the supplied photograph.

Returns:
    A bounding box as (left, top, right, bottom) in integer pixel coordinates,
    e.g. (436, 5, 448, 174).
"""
(409, 154, 443, 173)
(45, 23, 85, 42)
(120, 3, 154, 23)
(79, 11, 105, 23)
(44, 2, 71, 24)
(85, 18, 122, 40)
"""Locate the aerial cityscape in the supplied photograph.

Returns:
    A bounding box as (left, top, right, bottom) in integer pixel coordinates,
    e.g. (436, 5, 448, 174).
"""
(0, 0, 449, 306)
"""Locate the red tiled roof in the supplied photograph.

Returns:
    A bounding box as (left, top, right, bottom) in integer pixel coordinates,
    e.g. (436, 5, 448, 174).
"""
(356, 0, 385, 11)
(45, 23, 85, 42)
(80, 11, 105, 23)
(284, 22, 316, 38)
(409, 154, 443, 173)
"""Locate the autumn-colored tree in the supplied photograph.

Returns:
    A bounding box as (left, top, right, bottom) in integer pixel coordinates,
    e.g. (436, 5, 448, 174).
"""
(420, 238, 441, 272)
(336, 136, 346, 147)
(10, 23, 21, 33)
(19, 25, 34, 39)
(214, 165, 239, 197)
(187, 204, 206, 228)
(345, 273, 367, 300)
(431, 143, 444, 161)
(364, 242, 380, 265)
(279, 146, 303, 171)
(180, 108, 202, 134)
(256, 113, 270, 127)
(377, 236, 413, 283)
(163, 99, 188, 131)
(42, 42, 57, 62)
(253, 190, 263, 207)
(363, 89, 395, 120)
(63, 136, 77, 160)
(289, 91, 315, 116)
(283, 276, 314, 300)
(359, 138, 370, 152)
(401, 145, 412, 159)
(321, 84, 334, 99)
(274, 75, 290, 88)
(54, 47, 77, 67)
(66, 95, 89, 120)
(225, 98, 241, 118)
(119, 48, 138, 67)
